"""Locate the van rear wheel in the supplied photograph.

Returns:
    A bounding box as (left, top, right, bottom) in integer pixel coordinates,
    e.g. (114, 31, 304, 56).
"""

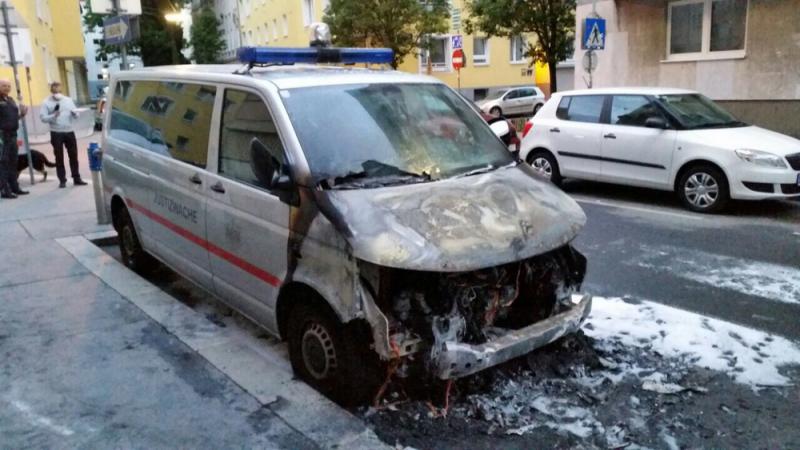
(118, 207, 155, 273)
(287, 302, 379, 406)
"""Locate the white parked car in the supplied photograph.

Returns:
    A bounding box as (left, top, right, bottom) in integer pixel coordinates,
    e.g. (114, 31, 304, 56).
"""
(519, 88, 800, 213)
(477, 86, 546, 117)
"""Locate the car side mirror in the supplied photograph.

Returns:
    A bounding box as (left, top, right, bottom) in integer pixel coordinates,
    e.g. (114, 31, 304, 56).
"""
(490, 120, 511, 138)
(645, 117, 668, 129)
(250, 138, 299, 206)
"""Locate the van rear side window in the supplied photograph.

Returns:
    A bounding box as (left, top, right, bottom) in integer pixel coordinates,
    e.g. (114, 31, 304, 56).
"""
(109, 80, 216, 168)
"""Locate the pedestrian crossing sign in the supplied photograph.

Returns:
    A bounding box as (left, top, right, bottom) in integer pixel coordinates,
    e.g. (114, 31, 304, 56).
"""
(583, 17, 606, 50)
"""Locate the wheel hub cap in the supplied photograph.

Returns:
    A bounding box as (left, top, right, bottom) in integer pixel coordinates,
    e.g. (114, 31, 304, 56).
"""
(301, 323, 337, 380)
(531, 157, 553, 179)
(685, 172, 719, 208)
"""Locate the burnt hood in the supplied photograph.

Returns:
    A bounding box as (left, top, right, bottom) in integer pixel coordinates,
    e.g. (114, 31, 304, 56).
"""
(317, 165, 586, 272)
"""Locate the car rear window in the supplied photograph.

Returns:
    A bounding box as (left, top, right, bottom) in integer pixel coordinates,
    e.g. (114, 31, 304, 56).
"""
(556, 95, 605, 123)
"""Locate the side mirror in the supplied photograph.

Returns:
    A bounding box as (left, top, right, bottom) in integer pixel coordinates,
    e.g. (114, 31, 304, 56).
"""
(250, 138, 300, 206)
(490, 120, 511, 138)
(645, 117, 668, 129)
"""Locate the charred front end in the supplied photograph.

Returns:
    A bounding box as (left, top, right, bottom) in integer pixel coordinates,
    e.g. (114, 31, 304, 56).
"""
(360, 244, 590, 379)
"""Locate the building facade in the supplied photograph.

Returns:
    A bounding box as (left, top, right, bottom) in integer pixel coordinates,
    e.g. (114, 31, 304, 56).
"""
(84, 26, 144, 101)
(574, 0, 800, 138)
(211, 0, 569, 100)
(0, 0, 88, 135)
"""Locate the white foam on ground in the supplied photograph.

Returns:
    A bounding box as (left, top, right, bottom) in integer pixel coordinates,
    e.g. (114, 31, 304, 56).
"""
(635, 245, 800, 305)
(585, 296, 800, 387)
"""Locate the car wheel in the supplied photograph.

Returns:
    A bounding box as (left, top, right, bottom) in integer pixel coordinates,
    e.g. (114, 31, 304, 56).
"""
(677, 164, 730, 213)
(287, 302, 379, 406)
(118, 207, 156, 273)
(489, 106, 502, 117)
(527, 150, 562, 185)
(532, 104, 542, 116)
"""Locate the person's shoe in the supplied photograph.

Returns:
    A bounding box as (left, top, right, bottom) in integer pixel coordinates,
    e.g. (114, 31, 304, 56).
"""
(1, 191, 17, 199)
(59, 181, 66, 188)
(12, 189, 29, 195)
(73, 179, 88, 186)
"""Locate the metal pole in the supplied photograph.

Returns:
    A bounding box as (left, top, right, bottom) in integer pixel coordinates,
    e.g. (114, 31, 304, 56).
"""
(1, 1, 34, 185)
(113, 0, 128, 70)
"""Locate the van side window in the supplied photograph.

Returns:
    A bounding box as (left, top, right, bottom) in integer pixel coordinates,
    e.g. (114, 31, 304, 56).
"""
(610, 95, 663, 127)
(109, 80, 215, 168)
(218, 89, 285, 190)
(562, 95, 605, 123)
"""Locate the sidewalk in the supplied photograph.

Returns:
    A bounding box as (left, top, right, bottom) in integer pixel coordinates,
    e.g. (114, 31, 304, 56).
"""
(0, 134, 384, 449)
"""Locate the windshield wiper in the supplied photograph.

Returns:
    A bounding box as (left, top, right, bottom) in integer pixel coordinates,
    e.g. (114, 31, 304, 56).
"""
(687, 120, 748, 130)
(453, 161, 517, 178)
(321, 160, 432, 189)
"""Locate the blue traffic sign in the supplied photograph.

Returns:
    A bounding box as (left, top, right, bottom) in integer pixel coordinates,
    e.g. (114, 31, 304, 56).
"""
(104, 15, 134, 46)
(583, 17, 606, 50)
(451, 35, 463, 50)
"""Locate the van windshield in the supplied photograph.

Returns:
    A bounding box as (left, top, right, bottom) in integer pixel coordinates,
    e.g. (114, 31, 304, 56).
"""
(281, 83, 514, 189)
(656, 94, 747, 129)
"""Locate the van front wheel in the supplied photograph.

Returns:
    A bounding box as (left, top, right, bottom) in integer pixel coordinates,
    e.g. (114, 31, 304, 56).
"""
(287, 303, 379, 405)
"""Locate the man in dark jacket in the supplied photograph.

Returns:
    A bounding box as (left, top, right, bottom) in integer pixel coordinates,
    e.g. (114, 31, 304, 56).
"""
(0, 79, 29, 199)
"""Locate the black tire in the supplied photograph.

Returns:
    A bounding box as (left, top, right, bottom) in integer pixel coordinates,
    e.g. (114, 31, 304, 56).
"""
(117, 207, 156, 273)
(527, 150, 563, 186)
(287, 302, 380, 406)
(532, 103, 542, 116)
(489, 106, 502, 117)
(677, 164, 730, 213)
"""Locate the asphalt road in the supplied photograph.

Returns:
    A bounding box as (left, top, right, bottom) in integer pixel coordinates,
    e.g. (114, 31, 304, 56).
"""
(566, 179, 800, 341)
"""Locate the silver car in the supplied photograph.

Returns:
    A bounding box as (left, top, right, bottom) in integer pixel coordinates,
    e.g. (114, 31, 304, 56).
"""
(478, 86, 547, 117)
(102, 63, 590, 404)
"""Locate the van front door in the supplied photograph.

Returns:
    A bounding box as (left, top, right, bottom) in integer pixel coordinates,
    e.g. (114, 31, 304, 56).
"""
(205, 88, 290, 333)
(143, 82, 216, 288)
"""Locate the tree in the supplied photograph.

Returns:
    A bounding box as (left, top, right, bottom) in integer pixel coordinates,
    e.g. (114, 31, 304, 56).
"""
(82, 0, 190, 67)
(465, 0, 575, 93)
(323, 0, 450, 69)
(189, 7, 225, 64)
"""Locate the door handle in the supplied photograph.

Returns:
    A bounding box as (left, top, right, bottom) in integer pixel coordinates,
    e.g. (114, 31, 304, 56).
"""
(603, 133, 617, 139)
(189, 173, 202, 185)
(210, 182, 226, 194)
(550, 127, 560, 133)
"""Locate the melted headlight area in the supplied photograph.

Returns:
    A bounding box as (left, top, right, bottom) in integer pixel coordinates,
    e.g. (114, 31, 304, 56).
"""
(361, 245, 587, 378)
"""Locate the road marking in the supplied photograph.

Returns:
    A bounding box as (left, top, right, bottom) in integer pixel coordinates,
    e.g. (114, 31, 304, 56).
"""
(9, 399, 75, 436)
(573, 196, 704, 221)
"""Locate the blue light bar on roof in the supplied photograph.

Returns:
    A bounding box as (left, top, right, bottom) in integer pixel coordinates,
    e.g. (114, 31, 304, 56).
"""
(237, 46, 394, 65)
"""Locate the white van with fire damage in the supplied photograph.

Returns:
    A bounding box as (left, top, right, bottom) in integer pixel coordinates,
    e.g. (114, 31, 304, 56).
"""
(101, 37, 591, 403)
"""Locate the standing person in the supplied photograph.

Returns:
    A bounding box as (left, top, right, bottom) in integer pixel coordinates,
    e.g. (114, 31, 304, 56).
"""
(0, 79, 29, 199)
(40, 81, 87, 188)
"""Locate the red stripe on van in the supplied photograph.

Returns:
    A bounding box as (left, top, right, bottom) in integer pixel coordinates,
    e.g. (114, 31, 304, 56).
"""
(126, 199, 282, 287)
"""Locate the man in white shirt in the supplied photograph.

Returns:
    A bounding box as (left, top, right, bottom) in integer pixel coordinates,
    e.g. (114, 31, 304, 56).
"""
(40, 81, 86, 188)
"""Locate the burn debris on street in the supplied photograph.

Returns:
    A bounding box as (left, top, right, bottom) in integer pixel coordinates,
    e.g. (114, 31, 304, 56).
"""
(361, 331, 800, 449)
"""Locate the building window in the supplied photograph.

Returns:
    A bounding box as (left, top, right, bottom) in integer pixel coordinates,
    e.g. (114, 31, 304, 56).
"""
(510, 35, 527, 63)
(420, 36, 448, 71)
(302, 0, 314, 26)
(183, 109, 197, 123)
(667, 0, 747, 60)
(473, 37, 488, 65)
(141, 96, 174, 116)
(176, 136, 190, 151)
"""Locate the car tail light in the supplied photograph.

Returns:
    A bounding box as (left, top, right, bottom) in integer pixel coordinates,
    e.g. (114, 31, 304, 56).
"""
(522, 121, 533, 138)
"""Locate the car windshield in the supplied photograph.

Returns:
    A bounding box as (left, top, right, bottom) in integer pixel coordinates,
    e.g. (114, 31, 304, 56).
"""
(281, 83, 514, 189)
(656, 94, 747, 129)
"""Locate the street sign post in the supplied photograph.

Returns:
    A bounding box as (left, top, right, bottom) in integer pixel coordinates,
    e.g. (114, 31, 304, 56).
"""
(452, 48, 464, 90)
(583, 17, 606, 50)
(103, 15, 136, 45)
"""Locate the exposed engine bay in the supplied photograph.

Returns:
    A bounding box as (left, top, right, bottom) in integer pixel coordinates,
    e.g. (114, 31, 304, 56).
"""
(361, 245, 588, 380)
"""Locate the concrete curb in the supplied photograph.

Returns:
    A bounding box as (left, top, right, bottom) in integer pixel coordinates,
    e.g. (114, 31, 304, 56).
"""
(56, 235, 388, 450)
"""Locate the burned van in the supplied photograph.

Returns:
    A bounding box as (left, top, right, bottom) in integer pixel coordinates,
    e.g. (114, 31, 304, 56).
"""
(102, 46, 590, 404)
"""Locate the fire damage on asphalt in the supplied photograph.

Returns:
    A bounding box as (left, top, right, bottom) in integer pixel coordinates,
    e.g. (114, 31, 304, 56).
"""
(97, 240, 800, 449)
